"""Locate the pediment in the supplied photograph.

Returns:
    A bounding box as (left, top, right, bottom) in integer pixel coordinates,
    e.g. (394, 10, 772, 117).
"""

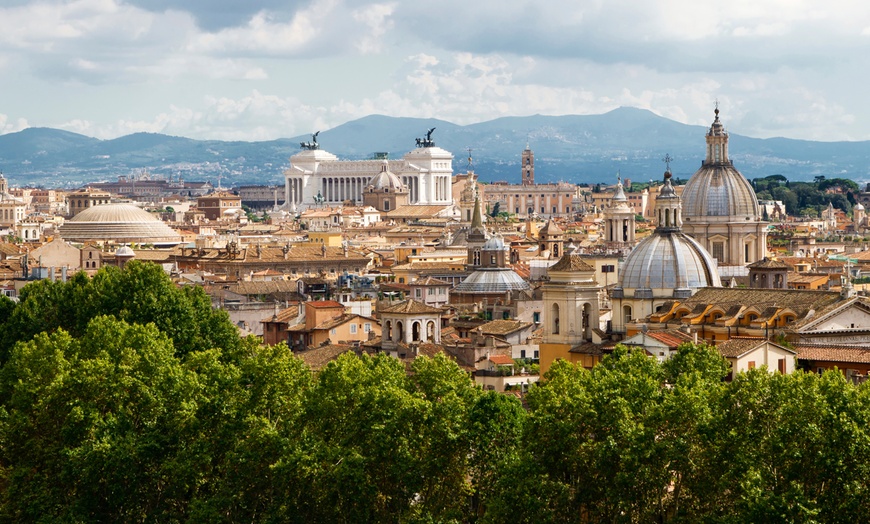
(798, 300, 870, 333)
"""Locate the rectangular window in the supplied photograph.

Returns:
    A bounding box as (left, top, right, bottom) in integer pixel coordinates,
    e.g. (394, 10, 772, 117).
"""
(350, 324, 357, 334)
(748, 361, 756, 370)
(428, 288, 434, 295)
(712, 242, 725, 262)
(778, 358, 786, 374)
(364, 323, 371, 333)
(415, 289, 422, 298)
(330, 328, 337, 336)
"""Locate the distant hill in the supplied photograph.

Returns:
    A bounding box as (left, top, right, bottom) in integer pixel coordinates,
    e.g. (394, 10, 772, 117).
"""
(2, 108, 870, 188)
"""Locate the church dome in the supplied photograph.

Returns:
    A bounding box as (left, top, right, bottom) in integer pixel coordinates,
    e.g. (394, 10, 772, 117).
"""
(58, 204, 182, 244)
(367, 162, 405, 192)
(681, 109, 760, 219)
(614, 167, 720, 297)
(453, 268, 531, 294)
(482, 235, 507, 251)
(618, 231, 721, 292)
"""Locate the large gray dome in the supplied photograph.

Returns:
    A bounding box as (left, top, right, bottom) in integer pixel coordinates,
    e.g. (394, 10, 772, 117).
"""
(618, 231, 721, 291)
(58, 204, 182, 244)
(682, 164, 759, 217)
(682, 108, 760, 219)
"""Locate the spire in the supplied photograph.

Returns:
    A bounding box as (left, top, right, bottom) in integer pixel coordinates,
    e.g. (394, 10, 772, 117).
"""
(704, 104, 729, 165)
(655, 160, 682, 232)
(471, 195, 484, 230)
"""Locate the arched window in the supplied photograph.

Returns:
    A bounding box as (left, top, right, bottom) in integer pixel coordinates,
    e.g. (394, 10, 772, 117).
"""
(412, 321, 421, 342)
(427, 321, 436, 341)
(623, 305, 632, 323)
(385, 320, 392, 341)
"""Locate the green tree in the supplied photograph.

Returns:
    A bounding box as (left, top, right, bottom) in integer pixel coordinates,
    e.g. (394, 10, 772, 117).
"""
(0, 261, 240, 362)
(0, 317, 201, 521)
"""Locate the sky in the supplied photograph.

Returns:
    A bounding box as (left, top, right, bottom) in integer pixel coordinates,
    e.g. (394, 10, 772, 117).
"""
(0, 0, 868, 142)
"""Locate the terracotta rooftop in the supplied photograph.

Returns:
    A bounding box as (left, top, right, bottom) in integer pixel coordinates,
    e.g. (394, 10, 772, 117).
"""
(645, 329, 694, 348)
(548, 253, 595, 272)
(262, 305, 300, 324)
(306, 300, 344, 309)
(296, 344, 357, 371)
(794, 343, 870, 364)
(679, 287, 843, 320)
(488, 354, 515, 365)
(478, 319, 534, 336)
(748, 257, 790, 269)
(715, 337, 769, 358)
(379, 299, 443, 315)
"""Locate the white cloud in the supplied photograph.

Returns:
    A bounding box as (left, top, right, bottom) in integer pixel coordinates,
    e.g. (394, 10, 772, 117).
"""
(0, 114, 29, 135)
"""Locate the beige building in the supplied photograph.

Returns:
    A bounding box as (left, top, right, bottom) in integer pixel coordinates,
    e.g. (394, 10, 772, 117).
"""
(67, 187, 113, 218)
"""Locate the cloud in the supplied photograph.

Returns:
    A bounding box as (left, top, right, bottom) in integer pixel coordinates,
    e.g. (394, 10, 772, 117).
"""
(0, 114, 29, 135)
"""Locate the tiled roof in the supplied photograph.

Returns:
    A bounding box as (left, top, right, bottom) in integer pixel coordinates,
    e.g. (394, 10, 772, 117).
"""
(262, 305, 300, 324)
(748, 257, 790, 269)
(569, 341, 604, 355)
(715, 337, 767, 358)
(645, 329, 693, 348)
(548, 253, 595, 272)
(479, 319, 534, 336)
(411, 276, 451, 286)
(307, 300, 344, 308)
(386, 205, 450, 218)
(488, 354, 515, 365)
(230, 280, 300, 295)
(379, 299, 443, 315)
(680, 287, 842, 320)
(297, 344, 356, 371)
(794, 343, 870, 364)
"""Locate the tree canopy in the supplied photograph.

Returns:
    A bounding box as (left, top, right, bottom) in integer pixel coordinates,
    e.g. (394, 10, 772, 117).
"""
(2, 264, 870, 521)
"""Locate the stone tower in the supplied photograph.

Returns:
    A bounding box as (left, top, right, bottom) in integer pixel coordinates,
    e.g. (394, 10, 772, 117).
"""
(521, 144, 535, 186)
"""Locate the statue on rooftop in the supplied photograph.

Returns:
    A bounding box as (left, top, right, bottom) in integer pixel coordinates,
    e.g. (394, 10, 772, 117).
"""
(300, 131, 320, 150)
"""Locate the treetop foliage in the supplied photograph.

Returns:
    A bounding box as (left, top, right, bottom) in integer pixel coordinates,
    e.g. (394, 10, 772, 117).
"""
(1, 264, 870, 522)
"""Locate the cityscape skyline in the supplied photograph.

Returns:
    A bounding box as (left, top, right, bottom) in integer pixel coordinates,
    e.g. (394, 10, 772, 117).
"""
(1, 0, 869, 142)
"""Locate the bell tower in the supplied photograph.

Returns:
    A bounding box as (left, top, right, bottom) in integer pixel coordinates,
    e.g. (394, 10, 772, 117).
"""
(521, 144, 534, 186)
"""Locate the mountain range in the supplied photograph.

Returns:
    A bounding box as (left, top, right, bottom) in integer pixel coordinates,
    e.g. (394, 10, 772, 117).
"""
(1, 107, 869, 189)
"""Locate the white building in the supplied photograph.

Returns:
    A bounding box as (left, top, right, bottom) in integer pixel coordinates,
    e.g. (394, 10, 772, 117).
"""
(283, 142, 455, 210)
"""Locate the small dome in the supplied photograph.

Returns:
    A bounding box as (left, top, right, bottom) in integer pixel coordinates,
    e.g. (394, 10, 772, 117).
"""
(618, 231, 721, 291)
(367, 162, 405, 192)
(115, 245, 135, 257)
(453, 268, 531, 294)
(855, 202, 865, 211)
(482, 235, 506, 251)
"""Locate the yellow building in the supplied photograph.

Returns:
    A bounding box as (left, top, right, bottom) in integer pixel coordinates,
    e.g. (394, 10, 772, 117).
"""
(307, 230, 343, 247)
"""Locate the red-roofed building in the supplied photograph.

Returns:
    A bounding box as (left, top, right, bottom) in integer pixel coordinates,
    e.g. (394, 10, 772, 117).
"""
(619, 329, 694, 362)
